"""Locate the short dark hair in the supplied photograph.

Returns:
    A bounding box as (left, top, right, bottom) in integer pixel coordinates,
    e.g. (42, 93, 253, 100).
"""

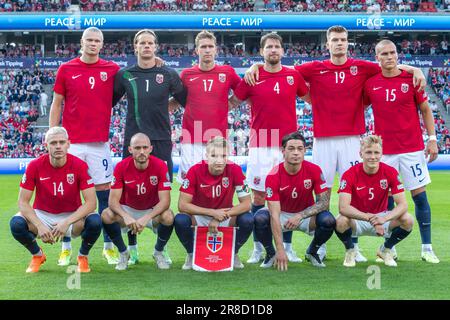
(282, 132, 306, 149)
(260, 32, 283, 49)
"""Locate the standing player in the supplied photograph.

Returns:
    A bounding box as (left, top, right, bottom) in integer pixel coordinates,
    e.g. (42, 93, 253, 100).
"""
(335, 135, 414, 267)
(174, 137, 253, 270)
(245, 26, 425, 262)
(101, 133, 174, 270)
(255, 132, 334, 270)
(170, 30, 242, 183)
(364, 40, 439, 263)
(229, 32, 310, 264)
(49, 27, 120, 265)
(113, 29, 186, 264)
(10, 127, 102, 273)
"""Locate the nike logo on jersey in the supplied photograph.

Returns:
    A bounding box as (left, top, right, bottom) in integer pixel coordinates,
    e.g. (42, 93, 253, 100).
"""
(418, 177, 426, 183)
(128, 77, 138, 82)
(189, 77, 199, 82)
(319, 70, 329, 74)
(200, 184, 210, 188)
(125, 180, 136, 184)
(40, 177, 51, 181)
(356, 186, 366, 190)
(373, 87, 382, 91)
(255, 80, 266, 85)
(72, 74, 82, 79)
(280, 186, 289, 191)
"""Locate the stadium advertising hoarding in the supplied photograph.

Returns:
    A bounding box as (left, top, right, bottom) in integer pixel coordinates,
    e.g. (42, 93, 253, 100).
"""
(1, 56, 449, 69)
(0, 14, 448, 31)
(2, 156, 450, 174)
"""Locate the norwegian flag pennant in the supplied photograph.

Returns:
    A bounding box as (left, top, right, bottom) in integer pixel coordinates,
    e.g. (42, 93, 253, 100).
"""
(192, 226, 235, 272)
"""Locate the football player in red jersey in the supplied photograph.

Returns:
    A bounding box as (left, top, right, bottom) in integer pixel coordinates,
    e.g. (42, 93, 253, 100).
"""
(244, 26, 425, 263)
(49, 27, 120, 265)
(335, 135, 414, 267)
(174, 137, 253, 270)
(101, 133, 173, 270)
(10, 127, 101, 273)
(169, 31, 242, 184)
(364, 40, 439, 263)
(230, 32, 310, 264)
(255, 132, 334, 270)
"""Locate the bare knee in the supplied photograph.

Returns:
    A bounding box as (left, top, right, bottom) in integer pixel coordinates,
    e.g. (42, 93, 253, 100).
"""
(335, 215, 351, 233)
(252, 190, 266, 206)
(400, 213, 414, 231)
(160, 209, 174, 226)
(101, 208, 115, 224)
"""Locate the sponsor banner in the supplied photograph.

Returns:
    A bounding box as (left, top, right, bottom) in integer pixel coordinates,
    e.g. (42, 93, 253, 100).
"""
(192, 226, 235, 272)
(1, 56, 449, 70)
(2, 155, 450, 174)
(0, 14, 448, 31)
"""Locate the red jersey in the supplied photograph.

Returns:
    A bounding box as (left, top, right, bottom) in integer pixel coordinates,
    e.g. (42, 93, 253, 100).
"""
(53, 58, 120, 143)
(265, 161, 328, 213)
(111, 156, 171, 210)
(180, 65, 241, 144)
(20, 154, 94, 214)
(363, 70, 427, 154)
(234, 66, 308, 148)
(180, 161, 247, 209)
(338, 163, 404, 214)
(296, 59, 380, 137)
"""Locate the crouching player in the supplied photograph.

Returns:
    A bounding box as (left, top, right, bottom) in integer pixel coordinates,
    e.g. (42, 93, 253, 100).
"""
(254, 132, 335, 270)
(10, 127, 101, 273)
(174, 137, 253, 270)
(335, 135, 414, 267)
(101, 133, 174, 270)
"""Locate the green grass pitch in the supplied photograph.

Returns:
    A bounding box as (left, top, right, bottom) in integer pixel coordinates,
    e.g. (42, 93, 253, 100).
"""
(0, 172, 449, 300)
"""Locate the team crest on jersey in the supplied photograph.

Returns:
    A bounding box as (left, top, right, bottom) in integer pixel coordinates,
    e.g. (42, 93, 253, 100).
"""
(266, 187, 273, 198)
(67, 174, 75, 185)
(166, 172, 171, 182)
(350, 66, 358, 75)
(339, 180, 347, 190)
(156, 74, 164, 84)
(207, 231, 223, 253)
(253, 176, 261, 186)
(100, 72, 108, 82)
(182, 179, 190, 189)
(111, 176, 116, 186)
(181, 171, 187, 180)
(21, 174, 26, 184)
(401, 83, 409, 93)
(304, 179, 312, 189)
(222, 177, 229, 188)
(380, 179, 388, 190)
(219, 73, 226, 83)
(150, 176, 158, 186)
(287, 76, 294, 85)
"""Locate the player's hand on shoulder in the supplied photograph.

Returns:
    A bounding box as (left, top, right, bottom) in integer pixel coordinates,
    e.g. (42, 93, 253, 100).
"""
(155, 56, 165, 68)
(275, 250, 288, 272)
(244, 64, 260, 86)
(208, 219, 220, 234)
(413, 69, 426, 92)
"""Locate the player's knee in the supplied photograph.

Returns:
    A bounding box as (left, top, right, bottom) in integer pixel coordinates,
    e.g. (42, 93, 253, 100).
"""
(317, 211, 336, 229)
(252, 191, 266, 206)
(174, 213, 192, 230)
(335, 215, 350, 232)
(401, 213, 414, 230)
(85, 214, 102, 234)
(161, 209, 174, 226)
(101, 208, 113, 222)
(10, 215, 28, 234)
(254, 208, 270, 229)
(236, 212, 254, 232)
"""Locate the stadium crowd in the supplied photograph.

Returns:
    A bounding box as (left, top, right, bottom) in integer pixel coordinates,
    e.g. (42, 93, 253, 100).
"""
(1, 66, 449, 158)
(0, 0, 448, 12)
(1, 38, 448, 58)
(0, 69, 55, 158)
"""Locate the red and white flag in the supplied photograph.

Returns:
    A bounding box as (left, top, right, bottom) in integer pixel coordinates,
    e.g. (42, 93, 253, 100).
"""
(192, 226, 236, 272)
